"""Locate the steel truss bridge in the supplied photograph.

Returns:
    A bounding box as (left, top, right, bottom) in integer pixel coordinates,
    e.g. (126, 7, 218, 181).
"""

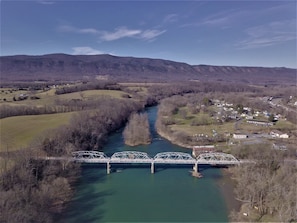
(70, 151, 240, 174)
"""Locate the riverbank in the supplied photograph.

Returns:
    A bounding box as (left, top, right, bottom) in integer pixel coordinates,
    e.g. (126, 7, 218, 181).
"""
(156, 125, 241, 219)
(217, 169, 241, 218)
(156, 126, 193, 149)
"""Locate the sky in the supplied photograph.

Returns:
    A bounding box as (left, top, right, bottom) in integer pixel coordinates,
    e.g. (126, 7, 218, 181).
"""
(1, 0, 296, 68)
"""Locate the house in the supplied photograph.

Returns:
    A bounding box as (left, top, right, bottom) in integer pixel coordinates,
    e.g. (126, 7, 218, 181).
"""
(243, 107, 251, 112)
(270, 130, 282, 138)
(254, 111, 260, 117)
(270, 131, 289, 139)
(279, 133, 289, 139)
(247, 120, 274, 127)
(233, 134, 248, 139)
(192, 145, 215, 157)
(245, 115, 254, 120)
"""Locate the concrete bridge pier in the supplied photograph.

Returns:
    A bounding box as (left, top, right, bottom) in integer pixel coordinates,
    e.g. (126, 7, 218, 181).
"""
(151, 162, 154, 174)
(192, 162, 202, 178)
(193, 162, 198, 173)
(107, 162, 111, 174)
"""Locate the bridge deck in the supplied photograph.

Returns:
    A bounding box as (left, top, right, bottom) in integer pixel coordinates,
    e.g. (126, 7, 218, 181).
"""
(47, 151, 242, 166)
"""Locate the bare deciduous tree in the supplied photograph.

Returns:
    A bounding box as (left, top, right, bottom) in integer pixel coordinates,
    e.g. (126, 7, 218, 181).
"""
(123, 113, 152, 146)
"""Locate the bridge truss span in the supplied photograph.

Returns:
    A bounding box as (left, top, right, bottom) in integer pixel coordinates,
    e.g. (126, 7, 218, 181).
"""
(72, 151, 110, 163)
(110, 151, 153, 163)
(197, 152, 240, 165)
(49, 150, 242, 174)
(153, 152, 196, 164)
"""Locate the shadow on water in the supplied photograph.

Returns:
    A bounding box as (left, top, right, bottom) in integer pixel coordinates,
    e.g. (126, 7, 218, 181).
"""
(108, 163, 227, 181)
(109, 163, 151, 173)
(55, 165, 113, 223)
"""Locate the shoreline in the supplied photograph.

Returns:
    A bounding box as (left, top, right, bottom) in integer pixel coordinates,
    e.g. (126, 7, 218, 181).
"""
(156, 126, 241, 219)
(156, 126, 193, 149)
(217, 169, 241, 218)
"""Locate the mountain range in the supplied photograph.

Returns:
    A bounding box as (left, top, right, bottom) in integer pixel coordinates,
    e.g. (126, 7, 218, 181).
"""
(1, 54, 296, 84)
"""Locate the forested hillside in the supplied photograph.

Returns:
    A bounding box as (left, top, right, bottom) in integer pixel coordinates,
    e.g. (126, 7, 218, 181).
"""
(1, 54, 296, 84)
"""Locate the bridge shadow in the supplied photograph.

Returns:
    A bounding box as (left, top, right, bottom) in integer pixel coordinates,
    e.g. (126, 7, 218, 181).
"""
(110, 163, 151, 173)
(153, 164, 198, 174)
(152, 164, 229, 177)
(108, 163, 229, 176)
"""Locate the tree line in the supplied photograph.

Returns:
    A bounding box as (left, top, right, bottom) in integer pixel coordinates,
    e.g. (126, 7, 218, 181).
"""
(54, 80, 120, 95)
(0, 97, 144, 223)
(0, 150, 80, 223)
(229, 145, 296, 222)
(0, 94, 136, 119)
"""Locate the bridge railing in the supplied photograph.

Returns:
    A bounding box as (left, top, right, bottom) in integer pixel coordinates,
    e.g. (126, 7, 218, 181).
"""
(70, 150, 241, 166)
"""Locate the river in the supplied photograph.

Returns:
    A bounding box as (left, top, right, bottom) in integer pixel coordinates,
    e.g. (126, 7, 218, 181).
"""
(57, 106, 229, 222)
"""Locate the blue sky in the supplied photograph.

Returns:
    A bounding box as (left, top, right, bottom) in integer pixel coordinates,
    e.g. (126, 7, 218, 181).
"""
(1, 0, 296, 68)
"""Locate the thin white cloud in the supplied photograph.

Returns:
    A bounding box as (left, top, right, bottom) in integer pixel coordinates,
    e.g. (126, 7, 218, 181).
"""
(58, 25, 100, 34)
(200, 9, 240, 26)
(37, 0, 55, 5)
(236, 19, 296, 49)
(58, 25, 165, 41)
(72, 47, 104, 55)
(100, 27, 141, 41)
(181, 9, 243, 28)
(79, 28, 100, 34)
(183, 2, 295, 28)
(163, 14, 179, 23)
(140, 29, 167, 40)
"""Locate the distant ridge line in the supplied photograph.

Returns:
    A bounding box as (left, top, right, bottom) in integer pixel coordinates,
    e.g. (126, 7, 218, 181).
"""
(1, 54, 296, 84)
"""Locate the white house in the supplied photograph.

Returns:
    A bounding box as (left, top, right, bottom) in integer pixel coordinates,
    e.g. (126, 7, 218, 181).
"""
(233, 134, 248, 139)
(279, 134, 289, 139)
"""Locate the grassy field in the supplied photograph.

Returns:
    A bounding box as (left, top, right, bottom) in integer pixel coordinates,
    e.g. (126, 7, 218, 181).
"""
(0, 89, 126, 106)
(0, 88, 29, 102)
(165, 104, 296, 148)
(0, 112, 75, 152)
(0, 87, 135, 153)
(170, 122, 235, 136)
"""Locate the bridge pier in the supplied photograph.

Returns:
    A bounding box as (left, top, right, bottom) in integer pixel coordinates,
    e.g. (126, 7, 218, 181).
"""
(193, 162, 198, 173)
(107, 162, 111, 174)
(151, 162, 154, 174)
(192, 162, 202, 178)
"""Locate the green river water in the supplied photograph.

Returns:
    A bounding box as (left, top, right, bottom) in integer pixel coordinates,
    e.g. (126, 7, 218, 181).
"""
(57, 106, 229, 222)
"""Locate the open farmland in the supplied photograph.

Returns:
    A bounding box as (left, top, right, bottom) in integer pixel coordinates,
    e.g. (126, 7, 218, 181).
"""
(0, 83, 142, 153)
(0, 112, 74, 152)
(0, 88, 127, 107)
(170, 122, 235, 137)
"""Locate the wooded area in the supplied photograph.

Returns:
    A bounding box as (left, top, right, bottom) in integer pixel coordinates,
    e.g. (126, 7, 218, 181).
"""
(0, 81, 296, 222)
(0, 96, 144, 223)
(155, 89, 296, 222)
(229, 146, 296, 222)
(123, 113, 151, 146)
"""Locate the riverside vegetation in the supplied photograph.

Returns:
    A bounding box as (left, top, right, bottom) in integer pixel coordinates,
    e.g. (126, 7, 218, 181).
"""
(0, 81, 144, 223)
(0, 80, 296, 222)
(155, 90, 296, 222)
(123, 113, 152, 146)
